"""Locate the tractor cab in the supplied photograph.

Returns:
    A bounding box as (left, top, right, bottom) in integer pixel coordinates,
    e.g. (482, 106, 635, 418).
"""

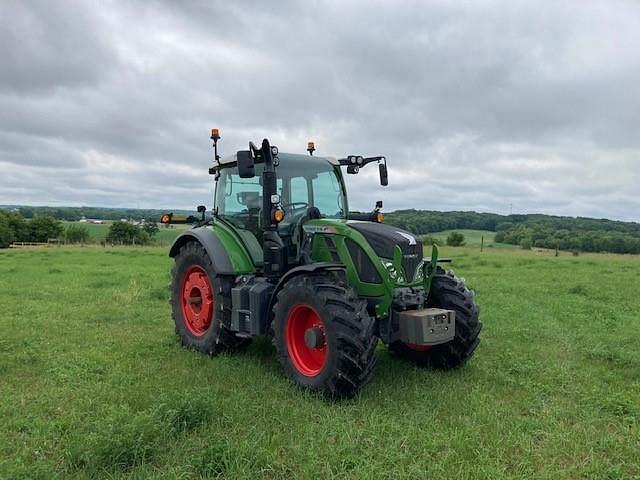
(206, 134, 389, 279)
(213, 153, 348, 267)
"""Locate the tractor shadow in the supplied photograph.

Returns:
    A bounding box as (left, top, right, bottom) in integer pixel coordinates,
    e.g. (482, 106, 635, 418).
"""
(363, 347, 480, 403)
(241, 339, 477, 405)
(243, 336, 280, 372)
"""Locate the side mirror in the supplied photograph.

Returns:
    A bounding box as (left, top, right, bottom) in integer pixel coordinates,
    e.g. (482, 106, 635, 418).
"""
(236, 150, 255, 178)
(379, 162, 388, 186)
(197, 205, 206, 221)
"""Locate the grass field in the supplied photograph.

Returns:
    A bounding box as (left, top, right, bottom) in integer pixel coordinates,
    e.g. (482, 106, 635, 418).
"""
(430, 229, 496, 247)
(1, 245, 639, 479)
(69, 224, 499, 250)
(61, 221, 189, 245)
(425, 229, 505, 248)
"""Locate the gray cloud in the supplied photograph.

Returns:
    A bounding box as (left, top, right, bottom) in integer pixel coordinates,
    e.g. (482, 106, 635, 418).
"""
(1, 0, 639, 221)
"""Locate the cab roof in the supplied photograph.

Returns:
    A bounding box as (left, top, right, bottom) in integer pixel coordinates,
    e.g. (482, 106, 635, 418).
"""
(217, 152, 340, 167)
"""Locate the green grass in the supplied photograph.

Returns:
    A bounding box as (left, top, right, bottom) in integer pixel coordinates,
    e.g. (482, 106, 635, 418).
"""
(1, 246, 639, 479)
(425, 229, 502, 248)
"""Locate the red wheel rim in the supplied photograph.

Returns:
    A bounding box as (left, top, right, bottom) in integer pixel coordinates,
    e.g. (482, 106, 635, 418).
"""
(285, 304, 327, 377)
(180, 266, 214, 337)
(406, 343, 431, 352)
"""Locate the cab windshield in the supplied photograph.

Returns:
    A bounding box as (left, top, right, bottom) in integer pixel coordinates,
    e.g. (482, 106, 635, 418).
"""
(214, 155, 347, 231)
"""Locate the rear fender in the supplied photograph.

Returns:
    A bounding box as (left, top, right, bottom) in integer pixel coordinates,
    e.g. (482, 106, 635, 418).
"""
(169, 226, 254, 275)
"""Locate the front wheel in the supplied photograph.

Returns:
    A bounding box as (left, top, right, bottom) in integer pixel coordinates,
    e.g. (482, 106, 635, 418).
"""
(390, 268, 482, 368)
(273, 273, 377, 398)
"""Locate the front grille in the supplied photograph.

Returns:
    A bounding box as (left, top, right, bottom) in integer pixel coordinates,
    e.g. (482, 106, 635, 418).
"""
(347, 221, 423, 282)
(345, 238, 382, 284)
(401, 242, 423, 281)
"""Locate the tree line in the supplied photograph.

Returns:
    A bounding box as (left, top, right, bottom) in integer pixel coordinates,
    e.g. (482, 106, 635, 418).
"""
(384, 209, 640, 254)
(2, 205, 191, 222)
(0, 210, 64, 247)
(384, 209, 504, 233)
(493, 223, 640, 254)
(4, 205, 640, 254)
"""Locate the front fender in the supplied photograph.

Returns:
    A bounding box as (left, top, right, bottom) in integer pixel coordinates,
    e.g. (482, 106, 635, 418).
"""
(268, 263, 346, 310)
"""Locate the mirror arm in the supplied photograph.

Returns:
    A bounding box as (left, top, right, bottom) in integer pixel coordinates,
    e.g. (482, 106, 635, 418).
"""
(337, 155, 386, 168)
(249, 141, 260, 157)
(364, 156, 385, 167)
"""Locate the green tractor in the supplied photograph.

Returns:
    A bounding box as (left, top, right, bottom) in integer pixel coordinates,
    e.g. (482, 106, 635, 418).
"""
(163, 130, 481, 398)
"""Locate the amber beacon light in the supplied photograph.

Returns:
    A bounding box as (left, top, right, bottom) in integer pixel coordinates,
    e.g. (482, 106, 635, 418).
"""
(307, 141, 316, 156)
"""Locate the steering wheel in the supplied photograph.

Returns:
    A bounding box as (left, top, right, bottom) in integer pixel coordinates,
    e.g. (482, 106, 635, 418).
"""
(280, 202, 309, 215)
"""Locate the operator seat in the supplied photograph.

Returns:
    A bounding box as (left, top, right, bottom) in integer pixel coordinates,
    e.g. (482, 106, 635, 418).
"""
(304, 206, 322, 221)
(233, 191, 264, 265)
(240, 192, 262, 241)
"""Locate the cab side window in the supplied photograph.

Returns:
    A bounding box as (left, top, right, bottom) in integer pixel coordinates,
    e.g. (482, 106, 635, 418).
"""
(222, 175, 262, 215)
(290, 177, 309, 205)
(312, 171, 343, 218)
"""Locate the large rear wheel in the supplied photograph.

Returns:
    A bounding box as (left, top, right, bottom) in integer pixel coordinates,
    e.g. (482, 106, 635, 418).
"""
(273, 273, 377, 398)
(170, 241, 250, 355)
(390, 268, 481, 368)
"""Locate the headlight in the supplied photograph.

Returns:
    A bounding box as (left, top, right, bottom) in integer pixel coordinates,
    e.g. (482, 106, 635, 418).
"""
(414, 261, 425, 281)
(382, 259, 425, 283)
(381, 259, 403, 282)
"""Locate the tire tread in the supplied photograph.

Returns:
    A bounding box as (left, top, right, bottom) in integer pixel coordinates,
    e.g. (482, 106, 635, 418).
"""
(273, 273, 377, 398)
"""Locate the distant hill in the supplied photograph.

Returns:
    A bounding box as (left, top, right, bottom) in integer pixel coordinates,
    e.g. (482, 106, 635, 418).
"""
(0, 205, 194, 222)
(384, 210, 640, 254)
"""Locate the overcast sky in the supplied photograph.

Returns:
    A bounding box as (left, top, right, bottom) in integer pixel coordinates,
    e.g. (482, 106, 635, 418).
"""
(1, 0, 639, 220)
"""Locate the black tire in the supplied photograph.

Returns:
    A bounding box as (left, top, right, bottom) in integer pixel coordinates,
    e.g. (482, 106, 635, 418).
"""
(170, 241, 250, 355)
(273, 273, 377, 398)
(390, 268, 482, 368)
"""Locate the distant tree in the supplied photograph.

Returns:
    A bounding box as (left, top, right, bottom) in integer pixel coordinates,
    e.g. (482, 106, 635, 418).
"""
(0, 210, 29, 246)
(142, 218, 159, 237)
(495, 222, 513, 232)
(107, 221, 137, 244)
(520, 238, 532, 250)
(106, 221, 149, 245)
(65, 224, 90, 244)
(446, 232, 466, 247)
(136, 230, 151, 245)
(422, 235, 442, 246)
(0, 216, 12, 248)
(18, 207, 34, 218)
(28, 215, 63, 242)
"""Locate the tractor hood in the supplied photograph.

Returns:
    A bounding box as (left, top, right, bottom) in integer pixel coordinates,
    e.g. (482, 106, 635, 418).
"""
(347, 221, 423, 281)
